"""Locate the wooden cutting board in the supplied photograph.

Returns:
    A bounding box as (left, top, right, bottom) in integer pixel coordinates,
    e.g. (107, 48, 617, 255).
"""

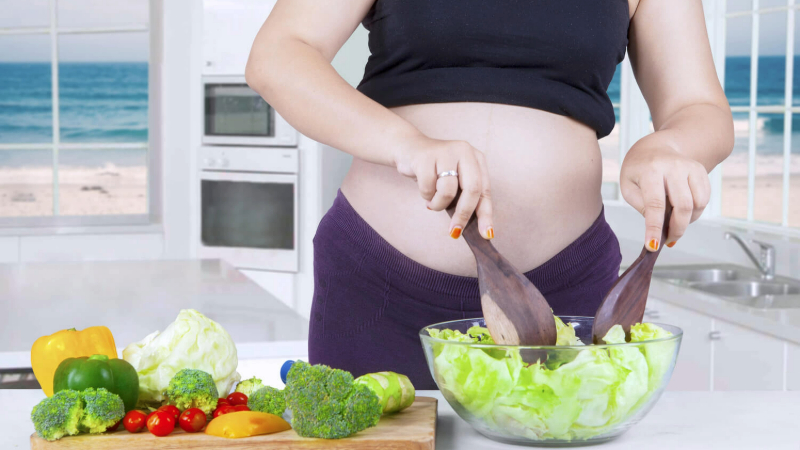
(30, 396, 436, 450)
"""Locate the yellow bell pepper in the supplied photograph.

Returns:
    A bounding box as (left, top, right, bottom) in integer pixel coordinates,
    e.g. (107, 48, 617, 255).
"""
(205, 411, 291, 439)
(31, 326, 117, 396)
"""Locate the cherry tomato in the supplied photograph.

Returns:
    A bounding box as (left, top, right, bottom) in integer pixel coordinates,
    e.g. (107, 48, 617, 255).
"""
(217, 398, 230, 408)
(226, 392, 248, 406)
(107, 419, 122, 432)
(212, 405, 236, 418)
(123, 410, 148, 433)
(233, 404, 250, 412)
(147, 411, 175, 437)
(157, 404, 181, 421)
(178, 408, 207, 433)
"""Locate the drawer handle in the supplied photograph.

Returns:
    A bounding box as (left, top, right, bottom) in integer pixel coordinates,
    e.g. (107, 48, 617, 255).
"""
(708, 331, 722, 341)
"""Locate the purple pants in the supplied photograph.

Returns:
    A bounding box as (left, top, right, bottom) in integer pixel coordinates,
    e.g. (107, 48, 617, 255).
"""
(309, 191, 622, 389)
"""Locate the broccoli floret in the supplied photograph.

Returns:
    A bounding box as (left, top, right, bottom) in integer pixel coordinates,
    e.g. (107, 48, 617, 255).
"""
(162, 369, 219, 415)
(247, 386, 285, 416)
(235, 376, 265, 397)
(31, 390, 84, 441)
(80, 388, 125, 433)
(284, 361, 382, 439)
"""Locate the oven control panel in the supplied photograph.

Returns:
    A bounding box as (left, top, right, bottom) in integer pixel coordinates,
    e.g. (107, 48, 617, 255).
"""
(200, 146, 299, 173)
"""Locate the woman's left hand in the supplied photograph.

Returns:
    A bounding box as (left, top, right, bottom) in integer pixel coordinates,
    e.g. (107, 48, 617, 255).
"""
(620, 145, 711, 252)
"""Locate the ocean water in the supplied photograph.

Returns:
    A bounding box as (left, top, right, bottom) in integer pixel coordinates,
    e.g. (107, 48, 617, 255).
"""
(0, 58, 798, 168)
(0, 62, 147, 168)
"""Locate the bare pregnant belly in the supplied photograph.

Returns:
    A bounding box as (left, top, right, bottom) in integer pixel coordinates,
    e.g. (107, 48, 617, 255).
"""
(340, 102, 605, 277)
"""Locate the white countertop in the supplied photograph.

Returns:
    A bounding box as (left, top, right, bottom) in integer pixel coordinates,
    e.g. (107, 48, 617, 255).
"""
(0, 259, 309, 368)
(619, 238, 800, 345)
(4, 388, 798, 449)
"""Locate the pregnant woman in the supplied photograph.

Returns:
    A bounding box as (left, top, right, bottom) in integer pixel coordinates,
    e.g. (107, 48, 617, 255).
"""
(246, 0, 734, 388)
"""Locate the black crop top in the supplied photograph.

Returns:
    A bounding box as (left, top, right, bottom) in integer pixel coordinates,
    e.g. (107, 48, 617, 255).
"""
(357, 0, 629, 138)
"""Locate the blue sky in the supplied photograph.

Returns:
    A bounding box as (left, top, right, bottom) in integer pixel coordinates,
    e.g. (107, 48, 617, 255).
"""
(0, 1, 795, 61)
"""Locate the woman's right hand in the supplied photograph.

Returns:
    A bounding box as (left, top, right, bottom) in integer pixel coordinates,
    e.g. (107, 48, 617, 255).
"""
(393, 135, 494, 240)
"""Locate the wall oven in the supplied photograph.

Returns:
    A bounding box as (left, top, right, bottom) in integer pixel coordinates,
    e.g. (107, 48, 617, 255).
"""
(202, 75, 298, 147)
(198, 146, 299, 272)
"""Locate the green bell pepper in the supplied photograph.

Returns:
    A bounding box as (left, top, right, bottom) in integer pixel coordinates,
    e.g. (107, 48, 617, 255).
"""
(53, 354, 139, 412)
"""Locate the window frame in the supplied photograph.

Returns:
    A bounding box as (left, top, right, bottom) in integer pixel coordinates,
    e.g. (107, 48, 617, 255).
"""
(0, 0, 159, 229)
(713, 0, 798, 229)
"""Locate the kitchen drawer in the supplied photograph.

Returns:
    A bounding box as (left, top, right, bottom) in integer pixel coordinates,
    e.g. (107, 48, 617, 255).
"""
(646, 298, 712, 391)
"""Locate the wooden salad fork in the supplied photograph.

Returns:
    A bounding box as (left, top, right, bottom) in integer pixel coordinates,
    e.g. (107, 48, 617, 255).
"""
(447, 199, 557, 346)
(592, 206, 673, 344)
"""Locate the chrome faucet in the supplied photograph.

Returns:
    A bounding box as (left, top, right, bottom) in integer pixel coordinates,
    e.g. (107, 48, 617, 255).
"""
(724, 232, 775, 280)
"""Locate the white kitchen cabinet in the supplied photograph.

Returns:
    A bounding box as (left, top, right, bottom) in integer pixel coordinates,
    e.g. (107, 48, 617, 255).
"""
(787, 343, 799, 391)
(646, 299, 713, 391)
(203, 0, 277, 75)
(713, 319, 785, 391)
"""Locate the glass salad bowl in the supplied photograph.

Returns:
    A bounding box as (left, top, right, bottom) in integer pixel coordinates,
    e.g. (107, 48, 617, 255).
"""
(420, 316, 682, 447)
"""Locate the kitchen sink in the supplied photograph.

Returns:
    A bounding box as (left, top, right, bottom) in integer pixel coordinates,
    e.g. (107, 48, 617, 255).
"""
(690, 281, 800, 297)
(652, 264, 800, 309)
(653, 267, 742, 283)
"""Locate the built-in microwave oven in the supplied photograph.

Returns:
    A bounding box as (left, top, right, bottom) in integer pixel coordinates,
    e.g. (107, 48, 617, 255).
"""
(197, 146, 299, 272)
(202, 75, 298, 147)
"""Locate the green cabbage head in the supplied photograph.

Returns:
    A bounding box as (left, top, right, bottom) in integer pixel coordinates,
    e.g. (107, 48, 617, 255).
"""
(122, 309, 241, 407)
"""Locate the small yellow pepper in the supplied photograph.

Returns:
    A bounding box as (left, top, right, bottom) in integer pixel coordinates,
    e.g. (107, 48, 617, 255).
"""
(205, 411, 291, 439)
(31, 326, 117, 396)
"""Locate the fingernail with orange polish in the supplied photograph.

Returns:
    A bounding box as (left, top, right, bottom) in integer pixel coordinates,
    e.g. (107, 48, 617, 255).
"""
(426, 206, 432, 210)
(666, 241, 676, 248)
(450, 226, 462, 239)
(486, 227, 494, 239)
(648, 239, 659, 251)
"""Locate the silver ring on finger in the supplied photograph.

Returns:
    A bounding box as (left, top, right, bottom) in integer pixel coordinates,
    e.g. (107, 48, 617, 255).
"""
(438, 170, 458, 179)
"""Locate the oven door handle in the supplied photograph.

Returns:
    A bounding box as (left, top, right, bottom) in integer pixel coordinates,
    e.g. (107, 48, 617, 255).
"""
(199, 171, 297, 184)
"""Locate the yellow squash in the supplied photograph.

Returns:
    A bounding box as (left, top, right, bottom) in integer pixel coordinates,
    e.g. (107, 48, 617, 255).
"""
(205, 411, 291, 439)
(31, 326, 117, 396)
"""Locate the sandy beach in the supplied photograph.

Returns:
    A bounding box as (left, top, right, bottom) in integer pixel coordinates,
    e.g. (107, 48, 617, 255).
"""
(0, 163, 147, 217)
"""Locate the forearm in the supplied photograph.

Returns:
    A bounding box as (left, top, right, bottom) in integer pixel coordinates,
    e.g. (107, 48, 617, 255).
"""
(245, 36, 422, 168)
(629, 103, 734, 172)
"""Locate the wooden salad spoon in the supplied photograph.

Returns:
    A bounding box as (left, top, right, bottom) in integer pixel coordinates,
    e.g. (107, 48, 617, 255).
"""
(447, 200, 557, 346)
(592, 206, 673, 344)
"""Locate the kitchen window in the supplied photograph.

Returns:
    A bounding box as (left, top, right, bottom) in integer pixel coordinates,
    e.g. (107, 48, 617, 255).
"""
(0, 0, 154, 228)
(712, 0, 800, 228)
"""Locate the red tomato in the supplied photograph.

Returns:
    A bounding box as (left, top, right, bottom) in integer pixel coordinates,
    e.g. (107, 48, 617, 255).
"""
(226, 392, 248, 406)
(233, 405, 250, 412)
(212, 405, 237, 418)
(123, 410, 148, 433)
(107, 419, 122, 432)
(178, 408, 207, 433)
(217, 398, 230, 408)
(147, 411, 175, 437)
(157, 404, 181, 421)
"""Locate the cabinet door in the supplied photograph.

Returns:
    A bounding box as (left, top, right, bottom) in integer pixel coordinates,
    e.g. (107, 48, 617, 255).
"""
(788, 343, 800, 391)
(646, 299, 713, 391)
(203, 0, 278, 75)
(713, 319, 785, 390)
